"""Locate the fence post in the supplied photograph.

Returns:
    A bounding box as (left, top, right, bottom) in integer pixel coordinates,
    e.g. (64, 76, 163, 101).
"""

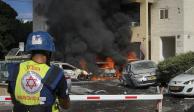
(156, 86, 164, 112)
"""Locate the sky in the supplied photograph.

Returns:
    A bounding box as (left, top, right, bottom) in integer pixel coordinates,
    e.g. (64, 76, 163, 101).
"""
(2, 0, 32, 21)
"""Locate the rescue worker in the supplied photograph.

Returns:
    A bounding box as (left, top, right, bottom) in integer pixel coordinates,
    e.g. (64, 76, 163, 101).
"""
(7, 31, 70, 112)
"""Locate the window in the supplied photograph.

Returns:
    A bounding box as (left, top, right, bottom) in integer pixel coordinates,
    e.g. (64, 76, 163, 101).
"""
(160, 9, 168, 19)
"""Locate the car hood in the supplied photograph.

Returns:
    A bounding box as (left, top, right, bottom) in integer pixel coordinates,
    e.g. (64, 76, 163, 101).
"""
(132, 68, 156, 74)
(171, 74, 194, 82)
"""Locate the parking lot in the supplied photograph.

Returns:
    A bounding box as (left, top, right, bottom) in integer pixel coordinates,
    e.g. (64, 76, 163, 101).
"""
(67, 80, 194, 112)
(0, 80, 194, 112)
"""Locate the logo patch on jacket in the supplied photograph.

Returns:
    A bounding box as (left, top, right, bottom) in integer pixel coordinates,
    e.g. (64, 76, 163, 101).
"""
(21, 71, 43, 94)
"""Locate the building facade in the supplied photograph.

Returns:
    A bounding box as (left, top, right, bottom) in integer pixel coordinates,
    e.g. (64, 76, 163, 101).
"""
(131, 0, 194, 63)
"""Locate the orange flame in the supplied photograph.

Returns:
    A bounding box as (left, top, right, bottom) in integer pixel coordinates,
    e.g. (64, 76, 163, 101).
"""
(101, 57, 114, 69)
(91, 57, 120, 81)
(127, 52, 138, 61)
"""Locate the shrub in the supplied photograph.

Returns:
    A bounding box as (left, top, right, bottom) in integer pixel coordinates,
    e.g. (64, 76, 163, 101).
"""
(157, 52, 194, 85)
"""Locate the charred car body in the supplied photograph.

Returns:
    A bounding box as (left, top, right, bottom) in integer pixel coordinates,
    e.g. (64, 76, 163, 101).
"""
(120, 60, 157, 87)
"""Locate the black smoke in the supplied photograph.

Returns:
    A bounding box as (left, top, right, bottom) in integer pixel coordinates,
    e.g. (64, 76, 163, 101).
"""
(34, 0, 132, 73)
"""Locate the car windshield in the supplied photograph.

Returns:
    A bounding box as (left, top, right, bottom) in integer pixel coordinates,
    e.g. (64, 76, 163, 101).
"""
(185, 67, 194, 74)
(131, 61, 156, 71)
(62, 65, 75, 70)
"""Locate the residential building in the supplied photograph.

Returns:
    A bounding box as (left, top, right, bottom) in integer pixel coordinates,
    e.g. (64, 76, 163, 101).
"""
(130, 0, 194, 63)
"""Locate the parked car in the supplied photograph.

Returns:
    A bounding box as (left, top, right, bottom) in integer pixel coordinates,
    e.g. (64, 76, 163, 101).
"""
(50, 61, 90, 80)
(0, 61, 20, 84)
(0, 61, 10, 84)
(168, 67, 194, 96)
(120, 60, 157, 87)
(51, 61, 77, 78)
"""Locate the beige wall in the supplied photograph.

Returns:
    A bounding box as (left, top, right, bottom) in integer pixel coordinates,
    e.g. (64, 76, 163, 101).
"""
(184, 35, 194, 52)
(140, 0, 149, 59)
(151, 0, 184, 63)
(183, 0, 194, 52)
(131, 26, 142, 42)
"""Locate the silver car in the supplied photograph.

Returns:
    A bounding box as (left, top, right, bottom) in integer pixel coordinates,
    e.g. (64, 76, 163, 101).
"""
(168, 67, 194, 96)
(120, 60, 157, 87)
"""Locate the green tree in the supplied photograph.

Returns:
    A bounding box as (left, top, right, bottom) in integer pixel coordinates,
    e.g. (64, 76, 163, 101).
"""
(0, 1, 32, 59)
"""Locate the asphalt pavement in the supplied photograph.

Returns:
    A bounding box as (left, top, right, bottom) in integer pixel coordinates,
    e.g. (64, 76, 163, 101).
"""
(68, 80, 194, 112)
(0, 80, 194, 112)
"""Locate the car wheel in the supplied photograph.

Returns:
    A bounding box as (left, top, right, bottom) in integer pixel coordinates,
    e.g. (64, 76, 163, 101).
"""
(77, 75, 84, 81)
(120, 78, 127, 86)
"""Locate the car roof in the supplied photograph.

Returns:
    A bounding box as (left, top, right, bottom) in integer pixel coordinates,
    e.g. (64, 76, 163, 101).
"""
(129, 60, 155, 65)
(50, 61, 77, 69)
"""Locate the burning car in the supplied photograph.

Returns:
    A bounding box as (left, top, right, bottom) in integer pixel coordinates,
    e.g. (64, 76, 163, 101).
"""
(120, 60, 157, 87)
(92, 57, 121, 81)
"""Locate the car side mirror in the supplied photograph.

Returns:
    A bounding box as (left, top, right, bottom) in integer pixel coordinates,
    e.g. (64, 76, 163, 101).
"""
(128, 72, 133, 76)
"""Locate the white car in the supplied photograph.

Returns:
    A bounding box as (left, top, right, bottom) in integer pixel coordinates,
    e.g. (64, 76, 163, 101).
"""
(50, 61, 89, 80)
(168, 67, 194, 96)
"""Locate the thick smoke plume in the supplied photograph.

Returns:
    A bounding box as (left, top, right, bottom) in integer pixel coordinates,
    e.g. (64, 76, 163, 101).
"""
(35, 0, 132, 73)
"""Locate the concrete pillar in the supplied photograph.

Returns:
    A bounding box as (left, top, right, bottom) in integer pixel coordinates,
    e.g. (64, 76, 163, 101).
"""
(140, 0, 149, 59)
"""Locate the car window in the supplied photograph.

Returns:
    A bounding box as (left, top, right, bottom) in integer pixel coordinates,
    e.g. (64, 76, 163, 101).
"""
(185, 67, 194, 74)
(131, 61, 156, 71)
(62, 65, 75, 70)
(122, 64, 131, 73)
(53, 64, 60, 67)
(123, 66, 127, 73)
(126, 64, 131, 72)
